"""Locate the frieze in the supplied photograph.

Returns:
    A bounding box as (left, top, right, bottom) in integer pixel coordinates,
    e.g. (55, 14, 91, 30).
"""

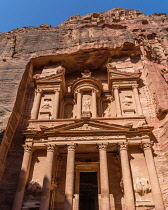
(48, 135, 126, 141)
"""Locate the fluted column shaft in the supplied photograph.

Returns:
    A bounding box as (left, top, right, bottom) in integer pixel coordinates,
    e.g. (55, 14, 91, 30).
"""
(40, 145, 55, 210)
(118, 142, 135, 210)
(113, 86, 122, 117)
(64, 145, 76, 210)
(12, 145, 32, 210)
(53, 89, 60, 119)
(92, 89, 97, 118)
(141, 142, 164, 210)
(31, 89, 42, 119)
(132, 85, 143, 116)
(76, 90, 82, 119)
(99, 144, 110, 210)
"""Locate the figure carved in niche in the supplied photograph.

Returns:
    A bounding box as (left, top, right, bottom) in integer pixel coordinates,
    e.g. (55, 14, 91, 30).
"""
(122, 95, 133, 106)
(83, 98, 91, 112)
(26, 180, 42, 196)
(65, 111, 73, 118)
(104, 106, 111, 117)
(41, 98, 52, 111)
(134, 177, 151, 196)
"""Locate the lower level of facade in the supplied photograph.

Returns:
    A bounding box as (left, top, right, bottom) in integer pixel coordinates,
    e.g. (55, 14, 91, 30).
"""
(12, 119, 165, 210)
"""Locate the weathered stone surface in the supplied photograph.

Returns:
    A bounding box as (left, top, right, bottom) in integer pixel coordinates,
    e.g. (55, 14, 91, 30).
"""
(0, 8, 168, 209)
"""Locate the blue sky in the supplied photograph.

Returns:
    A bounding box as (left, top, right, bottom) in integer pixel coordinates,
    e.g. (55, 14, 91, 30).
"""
(0, 0, 168, 33)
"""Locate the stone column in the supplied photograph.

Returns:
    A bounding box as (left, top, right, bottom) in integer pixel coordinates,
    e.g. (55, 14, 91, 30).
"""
(64, 144, 76, 210)
(40, 144, 55, 210)
(132, 84, 143, 116)
(113, 85, 122, 117)
(118, 142, 135, 210)
(53, 89, 60, 119)
(141, 142, 164, 210)
(92, 89, 97, 118)
(98, 144, 110, 210)
(76, 90, 82, 119)
(12, 145, 32, 210)
(31, 89, 42, 119)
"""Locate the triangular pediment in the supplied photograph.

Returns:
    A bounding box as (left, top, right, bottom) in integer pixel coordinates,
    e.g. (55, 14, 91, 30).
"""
(43, 119, 130, 134)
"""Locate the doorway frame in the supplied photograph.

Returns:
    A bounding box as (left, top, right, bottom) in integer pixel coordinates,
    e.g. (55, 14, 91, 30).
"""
(73, 162, 100, 210)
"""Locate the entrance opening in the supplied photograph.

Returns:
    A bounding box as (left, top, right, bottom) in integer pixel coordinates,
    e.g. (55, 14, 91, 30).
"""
(79, 172, 98, 210)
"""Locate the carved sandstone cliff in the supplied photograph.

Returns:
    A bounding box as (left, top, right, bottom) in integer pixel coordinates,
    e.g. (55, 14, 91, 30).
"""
(0, 8, 168, 208)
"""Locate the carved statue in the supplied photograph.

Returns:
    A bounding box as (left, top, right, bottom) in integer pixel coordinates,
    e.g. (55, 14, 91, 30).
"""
(122, 95, 133, 106)
(134, 177, 151, 196)
(104, 106, 111, 117)
(65, 111, 73, 118)
(41, 99, 52, 111)
(27, 180, 42, 196)
(83, 98, 91, 112)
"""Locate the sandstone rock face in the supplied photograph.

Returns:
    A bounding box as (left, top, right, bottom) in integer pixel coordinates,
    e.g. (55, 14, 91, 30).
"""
(0, 8, 168, 209)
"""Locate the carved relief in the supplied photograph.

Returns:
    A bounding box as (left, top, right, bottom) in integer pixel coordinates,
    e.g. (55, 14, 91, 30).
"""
(64, 103, 73, 118)
(134, 177, 151, 196)
(103, 101, 111, 117)
(122, 95, 133, 106)
(70, 123, 100, 130)
(81, 69, 92, 78)
(26, 180, 42, 196)
(119, 89, 136, 116)
(39, 93, 54, 119)
(41, 98, 52, 111)
(83, 98, 91, 112)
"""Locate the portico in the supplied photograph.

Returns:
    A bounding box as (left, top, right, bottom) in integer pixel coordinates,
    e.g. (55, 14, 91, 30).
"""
(12, 118, 163, 210)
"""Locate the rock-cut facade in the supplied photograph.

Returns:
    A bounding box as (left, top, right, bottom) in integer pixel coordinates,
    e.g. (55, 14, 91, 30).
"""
(0, 8, 168, 210)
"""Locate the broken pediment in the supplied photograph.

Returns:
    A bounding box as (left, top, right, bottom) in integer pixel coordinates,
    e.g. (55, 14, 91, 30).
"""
(35, 74, 64, 85)
(107, 63, 140, 81)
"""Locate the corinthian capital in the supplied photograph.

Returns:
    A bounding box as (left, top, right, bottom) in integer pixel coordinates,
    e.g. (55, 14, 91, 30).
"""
(67, 144, 76, 151)
(141, 142, 153, 151)
(118, 142, 128, 151)
(98, 143, 108, 151)
(46, 144, 55, 152)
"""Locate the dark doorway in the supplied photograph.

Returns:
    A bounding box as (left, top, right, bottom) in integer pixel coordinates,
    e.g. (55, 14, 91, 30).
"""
(79, 172, 98, 210)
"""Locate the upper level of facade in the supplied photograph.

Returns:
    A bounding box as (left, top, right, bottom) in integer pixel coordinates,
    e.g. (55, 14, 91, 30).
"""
(30, 63, 143, 124)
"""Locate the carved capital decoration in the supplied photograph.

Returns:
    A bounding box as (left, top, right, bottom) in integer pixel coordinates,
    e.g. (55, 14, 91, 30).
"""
(118, 142, 128, 151)
(50, 178, 57, 191)
(46, 144, 55, 152)
(141, 142, 153, 151)
(67, 144, 76, 151)
(23, 144, 32, 152)
(98, 143, 108, 151)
